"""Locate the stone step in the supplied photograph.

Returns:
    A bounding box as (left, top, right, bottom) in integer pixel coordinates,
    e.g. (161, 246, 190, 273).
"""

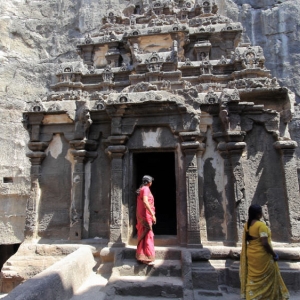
(120, 247, 182, 260)
(193, 289, 240, 300)
(228, 260, 300, 290)
(192, 260, 230, 290)
(118, 259, 182, 277)
(108, 276, 183, 298)
(130, 235, 178, 247)
(113, 296, 182, 300)
(195, 289, 223, 297)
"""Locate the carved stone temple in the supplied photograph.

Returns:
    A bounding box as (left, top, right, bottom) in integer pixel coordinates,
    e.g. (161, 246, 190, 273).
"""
(2, 0, 300, 298)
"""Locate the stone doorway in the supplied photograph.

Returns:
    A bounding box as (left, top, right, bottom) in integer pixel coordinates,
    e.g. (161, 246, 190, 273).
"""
(134, 152, 177, 236)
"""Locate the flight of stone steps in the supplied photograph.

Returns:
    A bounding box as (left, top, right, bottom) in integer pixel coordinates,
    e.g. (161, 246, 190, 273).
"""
(97, 246, 240, 300)
(101, 247, 185, 299)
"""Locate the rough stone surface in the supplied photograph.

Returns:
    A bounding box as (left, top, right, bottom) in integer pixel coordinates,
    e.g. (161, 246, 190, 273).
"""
(230, 0, 300, 103)
(1, 246, 96, 300)
(0, 243, 97, 293)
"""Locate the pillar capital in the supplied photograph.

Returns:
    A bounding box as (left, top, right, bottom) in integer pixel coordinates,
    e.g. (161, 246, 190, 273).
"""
(217, 141, 246, 155)
(106, 135, 128, 145)
(70, 139, 98, 150)
(106, 145, 127, 158)
(26, 151, 46, 165)
(28, 142, 49, 152)
(213, 131, 246, 143)
(274, 140, 298, 156)
(180, 131, 206, 155)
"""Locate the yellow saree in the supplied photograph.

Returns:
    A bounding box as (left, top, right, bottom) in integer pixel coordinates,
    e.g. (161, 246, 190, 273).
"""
(240, 221, 289, 300)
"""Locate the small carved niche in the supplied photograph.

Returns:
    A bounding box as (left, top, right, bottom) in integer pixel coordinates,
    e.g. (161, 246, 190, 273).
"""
(3, 177, 13, 183)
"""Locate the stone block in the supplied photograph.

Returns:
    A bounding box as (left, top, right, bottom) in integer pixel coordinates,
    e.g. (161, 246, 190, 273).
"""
(2, 246, 95, 300)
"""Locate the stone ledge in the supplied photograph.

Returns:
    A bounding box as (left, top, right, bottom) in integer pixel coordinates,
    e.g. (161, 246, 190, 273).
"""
(2, 246, 96, 300)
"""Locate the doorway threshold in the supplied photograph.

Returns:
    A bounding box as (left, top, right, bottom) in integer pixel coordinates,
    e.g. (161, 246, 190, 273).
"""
(129, 235, 178, 247)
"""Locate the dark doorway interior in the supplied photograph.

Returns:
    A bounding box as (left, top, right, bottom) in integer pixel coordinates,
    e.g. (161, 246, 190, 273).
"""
(134, 152, 177, 235)
(0, 244, 20, 271)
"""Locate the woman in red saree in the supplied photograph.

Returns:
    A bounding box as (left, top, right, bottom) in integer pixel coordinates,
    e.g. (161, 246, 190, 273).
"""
(136, 175, 156, 265)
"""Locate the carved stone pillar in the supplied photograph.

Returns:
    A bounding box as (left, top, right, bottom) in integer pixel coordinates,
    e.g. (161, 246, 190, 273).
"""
(197, 137, 206, 243)
(25, 147, 47, 239)
(69, 146, 87, 240)
(69, 140, 98, 240)
(180, 132, 202, 248)
(106, 136, 128, 246)
(215, 132, 246, 244)
(24, 113, 47, 239)
(274, 140, 300, 242)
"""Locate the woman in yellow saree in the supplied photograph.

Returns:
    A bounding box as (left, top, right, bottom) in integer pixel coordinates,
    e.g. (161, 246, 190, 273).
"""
(240, 204, 289, 300)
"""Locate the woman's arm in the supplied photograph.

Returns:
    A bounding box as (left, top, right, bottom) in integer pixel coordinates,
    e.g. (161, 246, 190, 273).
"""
(143, 196, 156, 224)
(260, 237, 278, 260)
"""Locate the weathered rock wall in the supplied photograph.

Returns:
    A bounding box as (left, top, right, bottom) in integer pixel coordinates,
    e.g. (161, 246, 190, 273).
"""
(0, 0, 300, 245)
(228, 0, 300, 103)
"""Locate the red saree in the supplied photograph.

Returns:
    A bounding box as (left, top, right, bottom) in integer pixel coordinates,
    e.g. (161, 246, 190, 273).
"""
(136, 186, 155, 263)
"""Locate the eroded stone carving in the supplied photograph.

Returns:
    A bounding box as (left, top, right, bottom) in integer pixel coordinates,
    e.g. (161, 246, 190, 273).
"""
(74, 101, 92, 140)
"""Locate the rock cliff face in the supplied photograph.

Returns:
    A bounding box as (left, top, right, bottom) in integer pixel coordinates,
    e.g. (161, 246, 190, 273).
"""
(231, 0, 300, 102)
(0, 0, 299, 245)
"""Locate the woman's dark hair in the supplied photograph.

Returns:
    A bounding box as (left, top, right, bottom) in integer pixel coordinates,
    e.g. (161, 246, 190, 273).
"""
(247, 204, 262, 230)
(136, 175, 154, 195)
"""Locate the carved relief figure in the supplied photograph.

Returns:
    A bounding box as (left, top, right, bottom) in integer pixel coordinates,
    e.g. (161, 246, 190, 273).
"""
(74, 101, 92, 140)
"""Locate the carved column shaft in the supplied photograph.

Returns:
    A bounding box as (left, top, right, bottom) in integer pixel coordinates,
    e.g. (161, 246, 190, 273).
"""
(181, 136, 202, 248)
(70, 150, 87, 240)
(197, 144, 207, 243)
(217, 139, 246, 244)
(107, 145, 127, 246)
(219, 150, 236, 243)
(229, 148, 247, 242)
(274, 141, 300, 242)
(25, 150, 46, 239)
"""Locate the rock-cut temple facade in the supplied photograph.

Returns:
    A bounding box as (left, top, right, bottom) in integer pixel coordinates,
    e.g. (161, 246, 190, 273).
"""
(2, 0, 300, 297)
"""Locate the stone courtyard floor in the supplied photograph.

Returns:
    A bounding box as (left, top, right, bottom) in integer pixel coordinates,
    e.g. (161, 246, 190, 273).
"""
(68, 272, 300, 300)
(1, 272, 300, 299)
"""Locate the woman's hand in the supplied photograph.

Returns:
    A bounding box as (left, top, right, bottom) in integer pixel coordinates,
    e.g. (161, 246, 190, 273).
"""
(273, 253, 279, 261)
(152, 214, 156, 225)
(261, 237, 278, 260)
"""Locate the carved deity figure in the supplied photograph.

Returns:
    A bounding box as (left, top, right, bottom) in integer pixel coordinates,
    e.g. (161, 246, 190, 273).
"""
(74, 101, 92, 140)
(102, 67, 114, 82)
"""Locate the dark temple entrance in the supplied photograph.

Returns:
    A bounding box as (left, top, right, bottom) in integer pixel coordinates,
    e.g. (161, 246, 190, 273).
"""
(134, 152, 177, 235)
